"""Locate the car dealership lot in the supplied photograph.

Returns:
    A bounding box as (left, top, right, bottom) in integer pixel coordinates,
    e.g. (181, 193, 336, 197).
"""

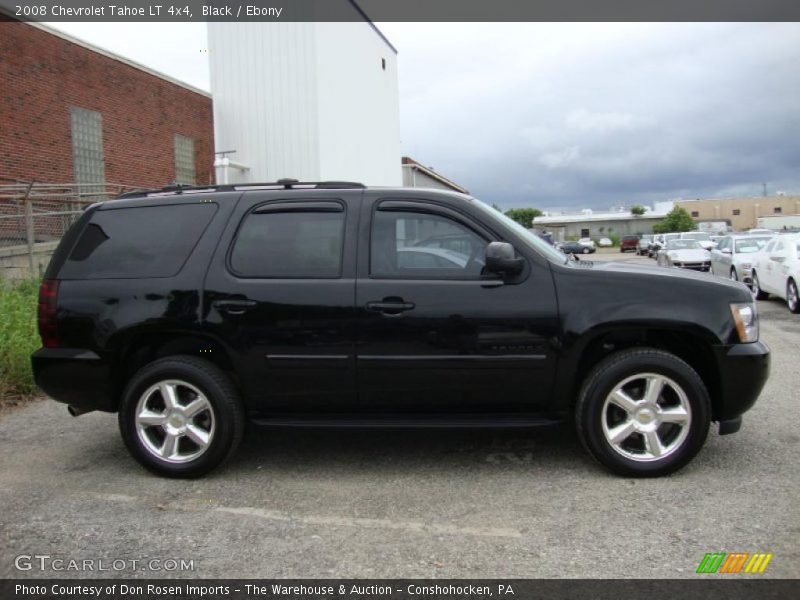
(1, 260, 798, 579)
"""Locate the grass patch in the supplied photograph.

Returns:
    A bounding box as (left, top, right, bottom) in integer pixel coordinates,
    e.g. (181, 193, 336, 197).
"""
(0, 277, 40, 399)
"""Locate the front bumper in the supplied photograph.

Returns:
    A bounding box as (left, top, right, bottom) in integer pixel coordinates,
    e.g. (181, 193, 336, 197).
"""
(674, 261, 711, 271)
(711, 340, 770, 422)
(31, 348, 117, 412)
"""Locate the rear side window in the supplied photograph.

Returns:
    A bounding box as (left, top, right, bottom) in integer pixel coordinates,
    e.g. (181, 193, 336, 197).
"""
(60, 203, 217, 279)
(230, 206, 345, 278)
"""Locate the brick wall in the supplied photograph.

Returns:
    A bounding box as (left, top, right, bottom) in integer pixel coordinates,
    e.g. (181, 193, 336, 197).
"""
(0, 17, 214, 188)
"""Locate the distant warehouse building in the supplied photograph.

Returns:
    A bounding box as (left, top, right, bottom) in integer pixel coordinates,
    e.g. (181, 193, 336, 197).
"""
(533, 210, 668, 242)
(0, 17, 214, 189)
(676, 196, 800, 231)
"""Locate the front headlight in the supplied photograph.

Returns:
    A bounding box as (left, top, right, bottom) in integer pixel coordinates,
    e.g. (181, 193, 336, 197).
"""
(730, 302, 758, 343)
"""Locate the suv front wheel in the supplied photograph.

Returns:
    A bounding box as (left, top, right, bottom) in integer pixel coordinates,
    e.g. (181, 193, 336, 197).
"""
(575, 348, 710, 477)
(118, 356, 245, 478)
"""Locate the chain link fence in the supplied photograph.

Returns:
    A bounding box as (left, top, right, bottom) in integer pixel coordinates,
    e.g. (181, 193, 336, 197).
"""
(0, 182, 141, 278)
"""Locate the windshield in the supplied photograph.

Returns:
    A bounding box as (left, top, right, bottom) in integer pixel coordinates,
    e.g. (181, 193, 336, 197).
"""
(667, 240, 701, 250)
(682, 232, 711, 241)
(735, 237, 771, 254)
(469, 198, 568, 264)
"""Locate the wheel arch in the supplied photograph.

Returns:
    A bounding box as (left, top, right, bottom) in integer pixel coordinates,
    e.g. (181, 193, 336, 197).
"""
(560, 326, 723, 420)
(111, 330, 241, 409)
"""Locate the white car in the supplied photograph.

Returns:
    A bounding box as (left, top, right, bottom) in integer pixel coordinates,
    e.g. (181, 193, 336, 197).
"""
(578, 237, 596, 249)
(680, 231, 716, 251)
(656, 239, 711, 271)
(597, 237, 613, 247)
(751, 234, 800, 313)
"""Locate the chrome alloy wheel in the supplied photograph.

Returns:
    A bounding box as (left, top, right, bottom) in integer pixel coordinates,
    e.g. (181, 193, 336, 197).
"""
(788, 280, 799, 312)
(134, 380, 215, 463)
(601, 373, 691, 462)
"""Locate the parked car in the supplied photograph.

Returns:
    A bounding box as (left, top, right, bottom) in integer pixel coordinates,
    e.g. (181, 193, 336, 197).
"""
(710, 235, 773, 286)
(649, 232, 681, 258)
(680, 231, 716, 251)
(637, 235, 653, 256)
(578, 237, 596, 249)
(751, 233, 800, 313)
(32, 180, 769, 478)
(559, 241, 595, 255)
(657, 239, 712, 271)
(620, 235, 640, 253)
(597, 237, 613, 247)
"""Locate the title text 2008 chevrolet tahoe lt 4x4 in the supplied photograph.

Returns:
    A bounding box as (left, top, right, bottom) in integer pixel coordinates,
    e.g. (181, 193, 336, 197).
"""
(32, 181, 769, 477)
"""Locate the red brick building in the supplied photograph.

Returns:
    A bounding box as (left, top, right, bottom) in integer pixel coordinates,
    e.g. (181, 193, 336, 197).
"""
(0, 17, 214, 189)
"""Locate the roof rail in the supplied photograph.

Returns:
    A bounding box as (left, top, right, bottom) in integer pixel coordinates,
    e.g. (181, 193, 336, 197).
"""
(116, 179, 366, 199)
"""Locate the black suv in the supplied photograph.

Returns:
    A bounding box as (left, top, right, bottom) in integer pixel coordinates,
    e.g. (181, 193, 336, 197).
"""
(32, 181, 769, 477)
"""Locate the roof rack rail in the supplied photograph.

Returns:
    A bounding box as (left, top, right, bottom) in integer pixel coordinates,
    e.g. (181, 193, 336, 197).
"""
(116, 179, 366, 199)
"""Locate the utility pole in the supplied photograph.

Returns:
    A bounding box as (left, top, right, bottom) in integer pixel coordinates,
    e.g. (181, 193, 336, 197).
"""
(763, 182, 767, 197)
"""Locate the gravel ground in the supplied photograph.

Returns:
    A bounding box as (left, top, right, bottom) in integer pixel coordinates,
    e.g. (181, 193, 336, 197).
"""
(1, 254, 798, 579)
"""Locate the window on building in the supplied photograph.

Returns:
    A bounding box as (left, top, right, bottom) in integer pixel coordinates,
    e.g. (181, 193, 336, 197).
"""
(691, 211, 699, 218)
(732, 209, 741, 216)
(580, 228, 590, 238)
(174, 134, 196, 185)
(230, 204, 345, 278)
(774, 206, 782, 214)
(70, 107, 105, 193)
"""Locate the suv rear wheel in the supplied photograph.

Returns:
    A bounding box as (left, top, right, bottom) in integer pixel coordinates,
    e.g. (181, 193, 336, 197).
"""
(118, 356, 244, 478)
(575, 348, 710, 477)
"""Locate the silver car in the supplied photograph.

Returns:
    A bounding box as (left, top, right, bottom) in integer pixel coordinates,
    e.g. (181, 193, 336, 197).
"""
(710, 235, 774, 285)
(657, 239, 711, 271)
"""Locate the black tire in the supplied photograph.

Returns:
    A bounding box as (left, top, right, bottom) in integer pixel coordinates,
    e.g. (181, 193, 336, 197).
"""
(751, 270, 769, 300)
(118, 356, 245, 478)
(575, 348, 711, 477)
(787, 279, 800, 314)
(730, 268, 738, 282)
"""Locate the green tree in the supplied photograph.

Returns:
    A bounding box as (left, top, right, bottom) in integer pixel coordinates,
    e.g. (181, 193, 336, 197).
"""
(504, 207, 543, 229)
(630, 204, 646, 216)
(652, 206, 696, 234)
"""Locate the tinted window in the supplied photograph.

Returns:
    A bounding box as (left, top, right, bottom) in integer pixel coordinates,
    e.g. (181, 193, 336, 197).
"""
(61, 203, 217, 279)
(371, 210, 486, 279)
(230, 209, 345, 278)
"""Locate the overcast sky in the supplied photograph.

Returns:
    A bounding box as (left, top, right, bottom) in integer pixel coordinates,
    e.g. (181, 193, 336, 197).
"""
(47, 22, 800, 211)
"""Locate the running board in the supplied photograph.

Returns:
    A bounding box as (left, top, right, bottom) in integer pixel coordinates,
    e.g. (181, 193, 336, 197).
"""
(249, 413, 562, 429)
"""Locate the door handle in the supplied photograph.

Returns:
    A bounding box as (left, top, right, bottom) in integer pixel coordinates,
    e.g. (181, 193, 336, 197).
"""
(212, 299, 257, 314)
(365, 300, 415, 315)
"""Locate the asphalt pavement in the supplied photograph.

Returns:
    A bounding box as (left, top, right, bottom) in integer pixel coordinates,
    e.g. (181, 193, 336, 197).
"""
(1, 253, 798, 579)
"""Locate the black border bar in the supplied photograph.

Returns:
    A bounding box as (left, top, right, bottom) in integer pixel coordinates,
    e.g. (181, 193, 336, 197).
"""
(3, 579, 800, 600)
(1, 0, 799, 22)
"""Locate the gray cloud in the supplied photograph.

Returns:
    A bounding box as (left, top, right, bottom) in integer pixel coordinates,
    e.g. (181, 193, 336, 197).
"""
(380, 22, 800, 210)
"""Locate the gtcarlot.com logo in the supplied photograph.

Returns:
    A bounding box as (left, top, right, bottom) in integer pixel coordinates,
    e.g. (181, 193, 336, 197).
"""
(14, 554, 195, 572)
(696, 552, 773, 574)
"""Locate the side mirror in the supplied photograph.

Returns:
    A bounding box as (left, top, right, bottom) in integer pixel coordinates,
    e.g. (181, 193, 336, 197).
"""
(721, 248, 732, 254)
(485, 241, 524, 276)
(770, 254, 786, 262)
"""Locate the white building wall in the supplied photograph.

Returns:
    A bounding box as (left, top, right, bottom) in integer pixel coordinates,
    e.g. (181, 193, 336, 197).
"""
(315, 22, 401, 185)
(208, 22, 320, 183)
(208, 12, 400, 185)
